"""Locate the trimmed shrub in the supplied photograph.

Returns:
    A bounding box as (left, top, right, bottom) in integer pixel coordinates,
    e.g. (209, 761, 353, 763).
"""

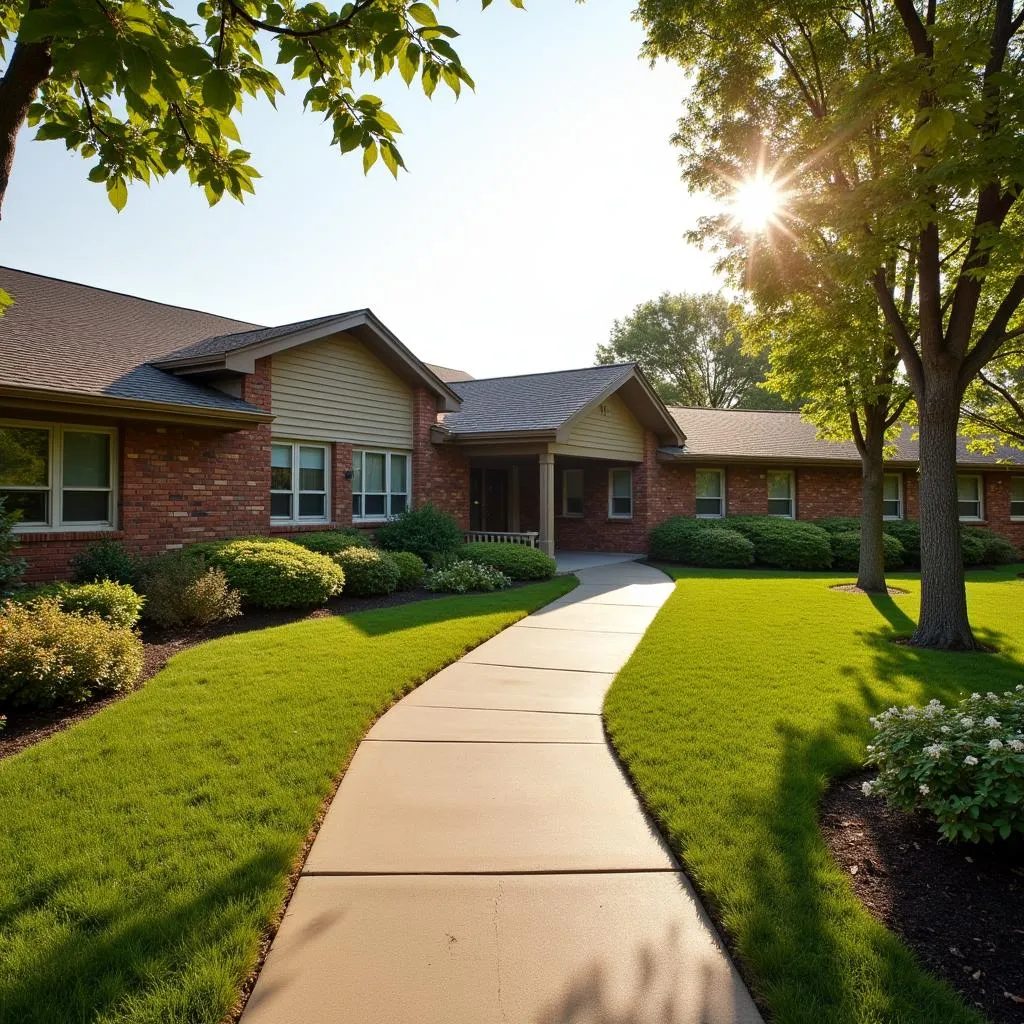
(882, 520, 921, 568)
(71, 539, 141, 585)
(425, 560, 512, 593)
(7, 580, 145, 627)
(960, 531, 987, 567)
(864, 687, 1024, 843)
(330, 546, 401, 597)
(289, 529, 373, 554)
(138, 552, 242, 630)
(814, 517, 863, 536)
(961, 526, 1019, 566)
(460, 542, 557, 580)
(0, 496, 26, 597)
(828, 531, 906, 572)
(205, 539, 344, 608)
(390, 550, 427, 590)
(0, 599, 144, 708)
(375, 504, 464, 562)
(648, 518, 755, 568)
(720, 517, 833, 570)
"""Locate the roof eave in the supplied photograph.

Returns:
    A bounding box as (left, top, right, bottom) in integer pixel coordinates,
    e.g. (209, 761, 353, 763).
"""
(437, 428, 559, 444)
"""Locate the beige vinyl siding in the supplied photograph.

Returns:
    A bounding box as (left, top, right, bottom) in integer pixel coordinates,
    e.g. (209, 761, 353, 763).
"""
(553, 391, 645, 461)
(271, 333, 414, 447)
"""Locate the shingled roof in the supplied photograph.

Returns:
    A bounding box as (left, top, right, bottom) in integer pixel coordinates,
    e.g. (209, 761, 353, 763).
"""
(426, 363, 474, 383)
(667, 407, 1024, 467)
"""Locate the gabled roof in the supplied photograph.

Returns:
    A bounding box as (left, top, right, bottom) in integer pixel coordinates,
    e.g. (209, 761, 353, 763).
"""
(427, 363, 474, 383)
(439, 363, 683, 445)
(666, 407, 1024, 467)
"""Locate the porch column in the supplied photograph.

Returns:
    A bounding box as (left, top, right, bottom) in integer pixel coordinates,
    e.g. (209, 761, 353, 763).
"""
(538, 452, 555, 557)
(509, 464, 521, 533)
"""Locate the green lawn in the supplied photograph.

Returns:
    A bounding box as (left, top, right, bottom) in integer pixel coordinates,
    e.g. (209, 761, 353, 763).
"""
(0, 577, 575, 1024)
(604, 565, 1024, 1024)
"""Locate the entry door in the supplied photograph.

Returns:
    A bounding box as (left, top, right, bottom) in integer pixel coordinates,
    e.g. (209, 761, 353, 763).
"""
(470, 468, 509, 532)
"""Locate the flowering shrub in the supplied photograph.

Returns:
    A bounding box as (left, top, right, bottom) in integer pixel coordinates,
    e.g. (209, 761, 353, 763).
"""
(864, 687, 1024, 843)
(424, 560, 511, 594)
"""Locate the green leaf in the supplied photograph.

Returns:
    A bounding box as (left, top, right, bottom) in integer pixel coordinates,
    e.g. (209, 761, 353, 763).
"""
(408, 2, 437, 25)
(362, 140, 378, 173)
(106, 178, 128, 212)
(202, 69, 236, 114)
(87, 164, 108, 183)
(381, 141, 400, 177)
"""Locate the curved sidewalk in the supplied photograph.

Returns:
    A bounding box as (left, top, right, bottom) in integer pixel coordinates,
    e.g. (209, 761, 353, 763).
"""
(242, 560, 763, 1024)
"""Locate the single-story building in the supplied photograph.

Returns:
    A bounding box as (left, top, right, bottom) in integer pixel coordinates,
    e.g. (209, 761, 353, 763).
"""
(2, 267, 1022, 581)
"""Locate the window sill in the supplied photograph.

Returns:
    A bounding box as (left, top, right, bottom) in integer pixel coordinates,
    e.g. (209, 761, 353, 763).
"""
(959, 518, 986, 524)
(13, 528, 121, 543)
(695, 514, 724, 520)
(607, 516, 634, 523)
(557, 514, 584, 520)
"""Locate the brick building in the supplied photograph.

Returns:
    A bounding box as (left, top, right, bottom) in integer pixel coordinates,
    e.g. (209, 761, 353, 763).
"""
(2, 267, 1022, 581)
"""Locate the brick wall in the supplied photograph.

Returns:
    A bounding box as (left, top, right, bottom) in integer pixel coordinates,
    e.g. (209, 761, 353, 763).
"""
(412, 388, 470, 528)
(982, 473, 1024, 549)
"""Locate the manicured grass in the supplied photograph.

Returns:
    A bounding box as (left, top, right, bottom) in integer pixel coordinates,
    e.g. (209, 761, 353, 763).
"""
(0, 578, 575, 1024)
(604, 565, 1024, 1024)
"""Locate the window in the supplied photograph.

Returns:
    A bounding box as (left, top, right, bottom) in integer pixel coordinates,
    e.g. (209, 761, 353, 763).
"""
(352, 450, 410, 521)
(562, 469, 584, 517)
(767, 470, 795, 518)
(882, 473, 903, 520)
(0, 422, 115, 530)
(957, 474, 984, 521)
(1012, 477, 1024, 521)
(695, 469, 725, 518)
(271, 442, 329, 522)
(608, 468, 633, 518)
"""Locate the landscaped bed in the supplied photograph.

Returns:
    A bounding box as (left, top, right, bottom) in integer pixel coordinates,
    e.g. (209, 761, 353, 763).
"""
(604, 564, 1024, 1024)
(0, 576, 574, 1024)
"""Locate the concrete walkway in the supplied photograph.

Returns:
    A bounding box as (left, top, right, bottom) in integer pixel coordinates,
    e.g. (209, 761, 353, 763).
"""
(242, 562, 763, 1024)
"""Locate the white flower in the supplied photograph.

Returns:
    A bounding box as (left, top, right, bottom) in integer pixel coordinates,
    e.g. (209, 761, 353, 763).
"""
(1008, 739, 1024, 753)
(964, 755, 979, 766)
(989, 738, 1004, 750)
(923, 743, 945, 759)
(984, 716, 1000, 729)
(919, 783, 930, 795)
(861, 781, 874, 796)
(940, 726, 951, 734)
(1015, 684, 1023, 692)
(970, 692, 981, 700)
(960, 717, 974, 728)
(869, 717, 880, 729)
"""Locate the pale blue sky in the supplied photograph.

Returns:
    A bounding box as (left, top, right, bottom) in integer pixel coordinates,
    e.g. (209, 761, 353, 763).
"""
(1, 0, 721, 378)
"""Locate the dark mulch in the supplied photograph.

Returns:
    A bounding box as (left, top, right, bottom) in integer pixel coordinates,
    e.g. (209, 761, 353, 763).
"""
(821, 769, 1024, 1024)
(829, 583, 909, 596)
(1, 583, 533, 762)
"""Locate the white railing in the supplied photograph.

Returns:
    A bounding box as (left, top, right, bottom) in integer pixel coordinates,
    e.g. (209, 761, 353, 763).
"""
(464, 530, 539, 548)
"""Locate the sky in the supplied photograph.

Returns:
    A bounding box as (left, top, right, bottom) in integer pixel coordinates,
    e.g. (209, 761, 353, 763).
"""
(1, 0, 724, 379)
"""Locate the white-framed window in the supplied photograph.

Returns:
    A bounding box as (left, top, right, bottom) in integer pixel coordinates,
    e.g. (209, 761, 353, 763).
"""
(608, 468, 633, 519)
(352, 450, 410, 521)
(0, 421, 116, 531)
(882, 473, 904, 520)
(271, 441, 329, 522)
(957, 474, 984, 521)
(562, 468, 584, 517)
(1011, 477, 1024, 521)
(695, 468, 725, 518)
(767, 470, 796, 518)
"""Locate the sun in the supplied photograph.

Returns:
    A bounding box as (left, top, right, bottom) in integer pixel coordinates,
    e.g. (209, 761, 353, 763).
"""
(730, 173, 787, 234)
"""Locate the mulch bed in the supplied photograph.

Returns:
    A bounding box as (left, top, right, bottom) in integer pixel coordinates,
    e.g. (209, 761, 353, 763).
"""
(829, 583, 910, 596)
(0, 583, 531, 762)
(821, 769, 1024, 1024)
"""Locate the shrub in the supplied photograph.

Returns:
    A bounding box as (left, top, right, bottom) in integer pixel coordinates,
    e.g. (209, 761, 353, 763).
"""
(828, 531, 906, 572)
(813, 517, 863, 536)
(720, 517, 833, 570)
(0, 599, 144, 708)
(6, 579, 145, 627)
(882, 520, 921, 568)
(375, 504, 464, 562)
(205, 539, 344, 608)
(389, 550, 427, 590)
(0, 496, 26, 597)
(424, 560, 512, 593)
(648, 518, 755, 568)
(330, 546, 401, 597)
(460, 542, 557, 580)
(289, 529, 373, 554)
(864, 687, 1024, 843)
(961, 526, 1019, 566)
(960, 531, 987, 567)
(138, 552, 242, 630)
(71, 539, 141, 585)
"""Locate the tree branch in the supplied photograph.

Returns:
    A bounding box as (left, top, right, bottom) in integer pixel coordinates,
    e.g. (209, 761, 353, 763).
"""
(892, 0, 932, 55)
(226, 0, 376, 39)
(872, 267, 925, 395)
(960, 272, 1024, 386)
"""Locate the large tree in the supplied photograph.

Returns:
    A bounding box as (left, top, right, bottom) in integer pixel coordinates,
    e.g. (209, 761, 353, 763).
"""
(961, 348, 1024, 448)
(596, 291, 791, 408)
(638, 0, 1024, 649)
(0, 0, 514, 216)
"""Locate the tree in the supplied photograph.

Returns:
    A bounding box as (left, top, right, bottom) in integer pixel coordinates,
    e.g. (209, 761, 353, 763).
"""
(961, 348, 1024, 449)
(745, 288, 912, 592)
(638, 0, 1024, 649)
(0, 0, 518, 217)
(596, 291, 790, 408)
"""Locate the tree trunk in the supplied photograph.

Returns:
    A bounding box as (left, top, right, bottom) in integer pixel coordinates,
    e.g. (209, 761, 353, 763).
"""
(912, 381, 979, 649)
(0, 13, 53, 219)
(857, 409, 888, 593)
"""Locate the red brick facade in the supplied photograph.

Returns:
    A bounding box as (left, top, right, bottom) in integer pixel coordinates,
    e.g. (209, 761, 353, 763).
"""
(411, 388, 470, 529)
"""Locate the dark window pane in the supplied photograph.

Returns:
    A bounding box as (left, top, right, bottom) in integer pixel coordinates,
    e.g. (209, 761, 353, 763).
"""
(958, 501, 980, 518)
(271, 492, 292, 518)
(390, 454, 408, 493)
(768, 499, 792, 517)
(63, 432, 110, 488)
(364, 494, 386, 517)
(271, 467, 292, 491)
(0, 427, 49, 486)
(882, 500, 901, 519)
(695, 497, 722, 517)
(1010, 501, 1024, 518)
(566, 496, 583, 516)
(63, 490, 109, 523)
(390, 494, 407, 516)
(352, 494, 362, 517)
(299, 493, 325, 518)
(611, 496, 631, 516)
(299, 447, 325, 491)
(0, 489, 47, 524)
